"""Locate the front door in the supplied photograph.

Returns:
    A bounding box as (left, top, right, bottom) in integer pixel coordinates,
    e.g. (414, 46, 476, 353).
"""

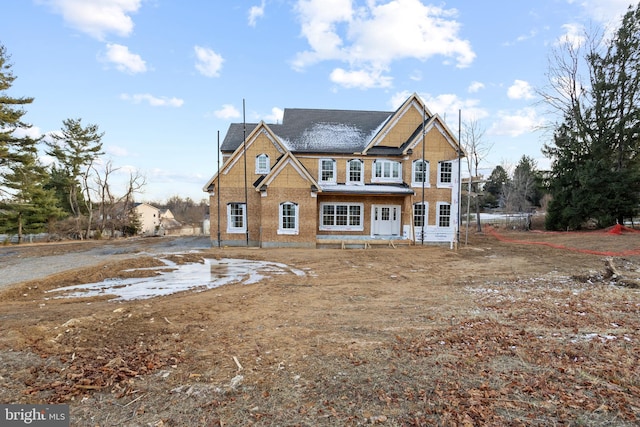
(372, 205, 401, 236)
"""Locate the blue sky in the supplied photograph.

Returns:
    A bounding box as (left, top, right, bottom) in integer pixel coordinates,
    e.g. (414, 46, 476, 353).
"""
(3, 0, 635, 203)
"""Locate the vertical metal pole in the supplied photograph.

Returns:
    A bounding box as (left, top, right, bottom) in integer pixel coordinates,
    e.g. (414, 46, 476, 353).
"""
(243, 99, 249, 246)
(421, 103, 426, 245)
(457, 109, 462, 247)
(217, 130, 221, 248)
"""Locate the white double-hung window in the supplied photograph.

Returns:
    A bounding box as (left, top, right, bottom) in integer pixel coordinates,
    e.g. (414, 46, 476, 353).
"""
(412, 160, 429, 187)
(438, 161, 453, 187)
(319, 159, 336, 184)
(372, 159, 401, 183)
(278, 202, 299, 235)
(227, 203, 246, 233)
(255, 154, 270, 174)
(347, 159, 363, 185)
(437, 202, 451, 227)
(414, 202, 428, 228)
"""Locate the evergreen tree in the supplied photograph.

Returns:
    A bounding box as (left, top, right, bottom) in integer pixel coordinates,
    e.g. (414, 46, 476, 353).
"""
(542, 3, 640, 229)
(45, 118, 104, 238)
(0, 152, 64, 241)
(0, 44, 62, 241)
(484, 165, 509, 208)
(0, 44, 38, 197)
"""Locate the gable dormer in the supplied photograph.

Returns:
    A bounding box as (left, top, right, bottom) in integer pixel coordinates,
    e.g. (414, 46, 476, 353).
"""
(363, 93, 431, 153)
(202, 121, 288, 193)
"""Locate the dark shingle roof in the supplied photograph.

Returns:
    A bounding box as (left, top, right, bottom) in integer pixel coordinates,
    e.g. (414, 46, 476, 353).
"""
(220, 108, 393, 154)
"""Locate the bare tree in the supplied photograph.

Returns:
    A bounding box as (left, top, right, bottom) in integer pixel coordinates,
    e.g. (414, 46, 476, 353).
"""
(461, 119, 492, 242)
(93, 160, 118, 235)
(120, 170, 146, 235)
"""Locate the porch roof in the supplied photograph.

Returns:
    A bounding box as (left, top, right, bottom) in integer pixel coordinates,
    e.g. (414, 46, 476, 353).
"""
(319, 183, 414, 195)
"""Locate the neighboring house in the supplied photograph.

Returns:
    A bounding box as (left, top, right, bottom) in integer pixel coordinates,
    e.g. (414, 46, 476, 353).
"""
(134, 203, 178, 236)
(203, 93, 465, 248)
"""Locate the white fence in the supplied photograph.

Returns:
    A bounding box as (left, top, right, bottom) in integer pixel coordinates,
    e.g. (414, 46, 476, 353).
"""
(463, 213, 533, 230)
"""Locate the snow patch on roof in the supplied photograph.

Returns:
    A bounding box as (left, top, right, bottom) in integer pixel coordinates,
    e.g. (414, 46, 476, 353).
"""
(285, 123, 366, 152)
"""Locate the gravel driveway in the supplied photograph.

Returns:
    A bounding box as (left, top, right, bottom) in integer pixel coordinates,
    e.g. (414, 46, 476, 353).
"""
(0, 236, 212, 288)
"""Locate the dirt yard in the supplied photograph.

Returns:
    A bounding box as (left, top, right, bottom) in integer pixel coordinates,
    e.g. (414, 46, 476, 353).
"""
(1, 229, 639, 426)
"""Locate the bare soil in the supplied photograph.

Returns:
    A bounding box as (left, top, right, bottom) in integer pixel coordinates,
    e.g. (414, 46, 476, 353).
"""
(0, 230, 639, 426)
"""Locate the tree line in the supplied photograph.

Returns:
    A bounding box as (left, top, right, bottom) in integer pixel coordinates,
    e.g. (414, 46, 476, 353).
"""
(463, 3, 640, 231)
(540, 3, 640, 230)
(2, 4, 639, 241)
(1, 43, 152, 242)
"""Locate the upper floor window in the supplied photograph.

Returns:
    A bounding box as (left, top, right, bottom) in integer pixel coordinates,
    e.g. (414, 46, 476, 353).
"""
(227, 203, 246, 233)
(412, 160, 430, 187)
(319, 159, 336, 183)
(347, 159, 363, 185)
(438, 161, 453, 186)
(372, 159, 401, 183)
(256, 154, 270, 174)
(278, 202, 299, 235)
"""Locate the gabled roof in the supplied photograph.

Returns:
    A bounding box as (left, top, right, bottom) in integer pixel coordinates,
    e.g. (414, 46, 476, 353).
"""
(363, 93, 430, 154)
(257, 151, 320, 191)
(275, 108, 392, 153)
(214, 92, 463, 166)
(203, 122, 288, 192)
(220, 109, 392, 154)
(402, 114, 467, 158)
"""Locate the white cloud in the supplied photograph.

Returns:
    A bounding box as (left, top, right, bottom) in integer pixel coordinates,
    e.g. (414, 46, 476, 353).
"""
(40, 0, 141, 40)
(409, 70, 422, 81)
(194, 46, 224, 78)
(507, 80, 535, 100)
(293, 0, 475, 88)
(555, 23, 586, 48)
(105, 145, 129, 157)
(120, 93, 184, 107)
(330, 68, 393, 89)
(578, 0, 632, 25)
(503, 29, 538, 47)
(10, 125, 42, 140)
(390, 91, 488, 124)
(468, 81, 485, 93)
(214, 104, 241, 120)
(102, 43, 147, 74)
(248, 0, 266, 27)
(263, 107, 284, 123)
(489, 108, 545, 137)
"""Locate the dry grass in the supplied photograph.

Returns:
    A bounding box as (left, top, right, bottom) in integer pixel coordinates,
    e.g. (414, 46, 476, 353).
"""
(0, 231, 639, 426)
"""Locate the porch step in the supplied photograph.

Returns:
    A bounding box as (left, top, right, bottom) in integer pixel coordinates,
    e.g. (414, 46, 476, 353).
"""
(316, 238, 407, 249)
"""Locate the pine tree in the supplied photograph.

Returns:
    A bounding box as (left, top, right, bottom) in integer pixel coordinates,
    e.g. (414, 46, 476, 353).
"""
(45, 118, 104, 238)
(542, 3, 640, 229)
(0, 152, 64, 241)
(484, 165, 509, 208)
(0, 44, 38, 197)
(0, 44, 62, 241)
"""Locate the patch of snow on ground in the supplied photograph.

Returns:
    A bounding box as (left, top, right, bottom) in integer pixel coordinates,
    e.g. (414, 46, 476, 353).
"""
(47, 258, 307, 301)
